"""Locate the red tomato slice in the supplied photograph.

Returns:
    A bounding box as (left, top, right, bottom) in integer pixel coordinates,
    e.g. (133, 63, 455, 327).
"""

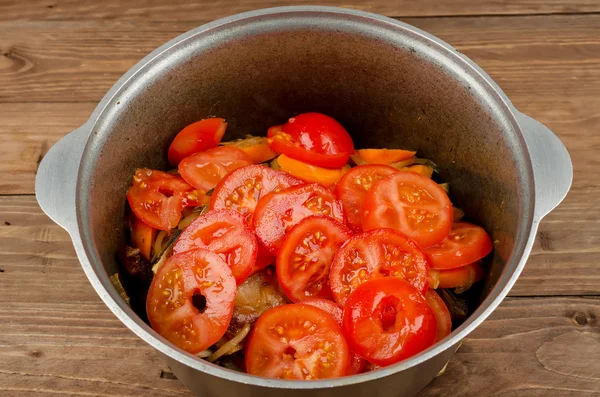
(424, 222, 493, 269)
(179, 146, 253, 192)
(129, 213, 156, 260)
(127, 168, 199, 231)
(424, 289, 452, 342)
(253, 183, 345, 255)
(342, 277, 437, 366)
(168, 118, 227, 166)
(303, 298, 343, 324)
(267, 113, 354, 168)
(251, 244, 276, 275)
(146, 248, 236, 353)
(362, 171, 452, 248)
(335, 164, 398, 232)
(303, 298, 366, 375)
(277, 216, 352, 302)
(210, 164, 303, 224)
(330, 228, 429, 306)
(173, 209, 257, 284)
(245, 303, 350, 379)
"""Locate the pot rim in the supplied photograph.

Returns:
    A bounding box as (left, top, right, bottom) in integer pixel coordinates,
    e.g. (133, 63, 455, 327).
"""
(73, 6, 537, 389)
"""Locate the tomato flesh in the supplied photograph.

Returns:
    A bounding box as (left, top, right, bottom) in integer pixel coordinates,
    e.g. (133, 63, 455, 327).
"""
(330, 228, 429, 306)
(424, 289, 452, 342)
(342, 277, 437, 366)
(267, 113, 354, 168)
(146, 248, 236, 353)
(179, 146, 253, 192)
(127, 168, 199, 231)
(245, 304, 350, 379)
(429, 261, 484, 290)
(362, 171, 452, 248)
(168, 118, 227, 166)
(173, 209, 257, 284)
(277, 216, 352, 302)
(210, 164, 302, 225)
(253, 183, 344, 255)
(335, 164, 398, 232)
(303, 298, 366, 375)
(424, 222, 493, 269)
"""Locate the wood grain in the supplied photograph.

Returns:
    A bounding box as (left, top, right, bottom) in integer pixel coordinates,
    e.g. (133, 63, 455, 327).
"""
(1, 15, 599, 103)
(2, 0, 600, 22)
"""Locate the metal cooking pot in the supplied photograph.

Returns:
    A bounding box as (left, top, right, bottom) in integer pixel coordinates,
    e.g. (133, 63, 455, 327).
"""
(35, 6, 572, 397)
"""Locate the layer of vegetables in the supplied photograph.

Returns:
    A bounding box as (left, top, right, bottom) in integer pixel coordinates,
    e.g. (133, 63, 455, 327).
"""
(116, 112, 493, 380)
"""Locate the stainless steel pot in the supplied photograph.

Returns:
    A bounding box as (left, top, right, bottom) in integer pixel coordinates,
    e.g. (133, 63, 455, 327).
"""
(35, 6, 572, 397)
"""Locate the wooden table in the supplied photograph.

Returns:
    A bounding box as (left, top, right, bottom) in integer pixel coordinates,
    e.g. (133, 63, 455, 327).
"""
(1, 1, 599, 395)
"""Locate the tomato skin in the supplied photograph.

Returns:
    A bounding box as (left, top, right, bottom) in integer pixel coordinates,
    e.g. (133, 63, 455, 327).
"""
(424, 222, 493, 269)
(179, 146, 253, 192)
(146, 248, 236, 353)
(129, 214, 156, 260)
(251, 244, 276, 275)
(424, 289, 452, 342)
(342, 278, 437, 367)
(267, 113, 354, 168)
(335, 164, 398, 232)
(277, 216, 352, 302)
(127, 168, 198, 231)
(362, 171, 453, 248)
(173, 209, 257, 284)
(210, 164, 303, 225)
(303, 298, 366, 375)
(168, 118, 227, 166)
(253, 183, 345, 255)
(245, 303, 350, 379)
(330, 228, 430, 306)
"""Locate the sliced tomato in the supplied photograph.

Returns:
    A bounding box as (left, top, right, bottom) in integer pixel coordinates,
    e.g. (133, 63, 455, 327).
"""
(146, 248, 236, 353)
(342, 277, 437, 367)
(429, 261, 484, 290)
(424, 222, 493, 269)
(129, 213, 156, 260)
(303, 298, 343, 324)
(276, 154, 350, 188)
(362, 171, 452, 248)
(253, 183, 344, 255)
(424, 289, 452, 342)
(245, 303, 350, 379)
(330, 228, 429, 306)
(277, 216, 352, 302)
(334, 164, 398, 232)
(267, 113, 354, 168)
(355, 148, 415, 165)
(251, 244, 276, 275)
(127, 168, 199, 231)
(210, 164, 303, 224)
(168, 118, 227, 166)
(179, 146, 253, 192)
(173, 209, 257, 284)
(303, 298, 366, 375)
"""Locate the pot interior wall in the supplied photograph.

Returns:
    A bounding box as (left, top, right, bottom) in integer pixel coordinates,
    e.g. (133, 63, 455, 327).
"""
(79, 14, 529, 318)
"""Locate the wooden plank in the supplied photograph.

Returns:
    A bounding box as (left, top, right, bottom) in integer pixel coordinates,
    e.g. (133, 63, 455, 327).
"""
(1, 0, 600, 22)
(0, 102, 95, 195)
(0, 292, 597, 395)
(1, 14, 599, 103)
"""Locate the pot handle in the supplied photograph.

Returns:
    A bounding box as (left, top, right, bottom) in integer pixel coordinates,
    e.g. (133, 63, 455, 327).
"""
(516, 113, 572, 219)
(35, 124, 89, 231)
